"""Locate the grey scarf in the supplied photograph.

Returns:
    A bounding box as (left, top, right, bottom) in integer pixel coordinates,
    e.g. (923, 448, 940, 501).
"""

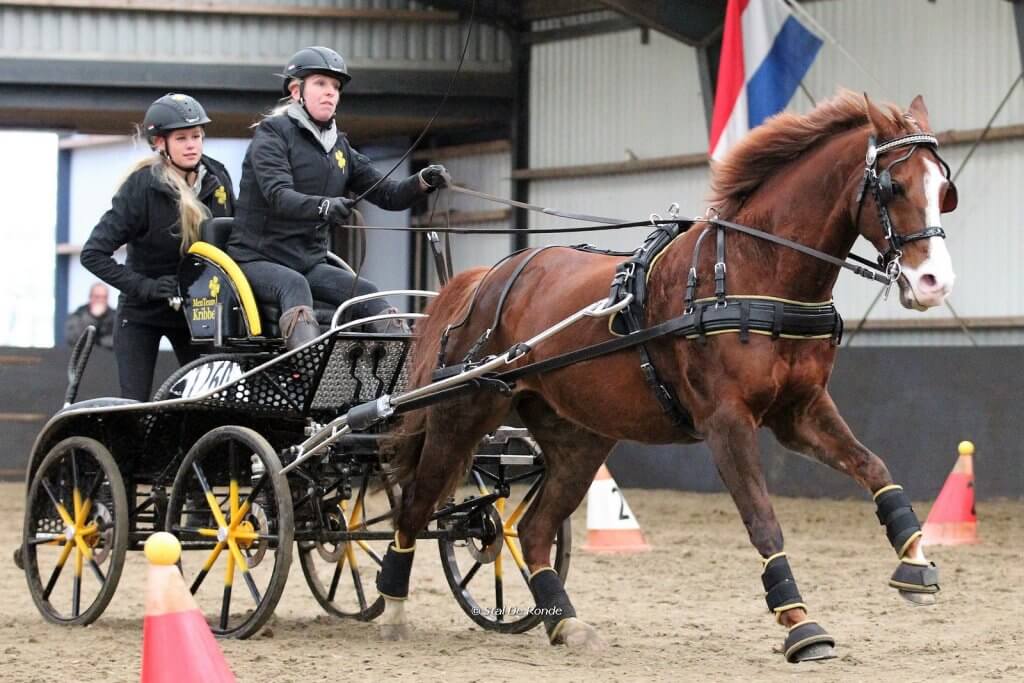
(287, 103, 338, 153)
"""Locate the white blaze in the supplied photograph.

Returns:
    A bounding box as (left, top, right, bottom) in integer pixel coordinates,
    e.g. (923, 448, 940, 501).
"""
(900, 158, 955, 307)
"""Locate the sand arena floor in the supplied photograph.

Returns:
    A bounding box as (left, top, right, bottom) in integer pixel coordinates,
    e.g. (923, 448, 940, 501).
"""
(1, 481, 1020, 682)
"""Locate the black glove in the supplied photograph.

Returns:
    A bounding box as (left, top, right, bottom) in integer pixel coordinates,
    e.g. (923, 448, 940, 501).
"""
(318, 197, 355, 225)
(141, 275, 178, 301)
(419, 164, 451, 193)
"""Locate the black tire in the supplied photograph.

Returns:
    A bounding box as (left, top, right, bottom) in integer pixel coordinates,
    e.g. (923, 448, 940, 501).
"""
(166, 426, 293, 639)
(298, 465, 397, 621)
(438, 458, 571, 634)
(152, 353, 264, 401)
(22, 437, 129, 626)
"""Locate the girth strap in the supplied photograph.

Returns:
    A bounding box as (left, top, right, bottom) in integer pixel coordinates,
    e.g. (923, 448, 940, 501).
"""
(604, 223, 693, 430)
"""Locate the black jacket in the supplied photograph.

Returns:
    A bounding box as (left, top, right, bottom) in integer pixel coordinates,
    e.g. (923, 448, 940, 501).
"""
(227, 114, 424, 272)
(81, 156, 235, 327)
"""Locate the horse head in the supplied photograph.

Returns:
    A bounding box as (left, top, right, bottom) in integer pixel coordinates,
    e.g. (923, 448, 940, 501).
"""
(859, 95, 958, 310)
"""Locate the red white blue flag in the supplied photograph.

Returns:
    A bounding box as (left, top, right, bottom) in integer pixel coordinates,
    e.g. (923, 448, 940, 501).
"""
(709, 0, 823, 161)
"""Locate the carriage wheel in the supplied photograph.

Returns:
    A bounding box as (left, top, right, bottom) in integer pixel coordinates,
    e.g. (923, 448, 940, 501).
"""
(298, 467, 397, 621)
(438, 467, 572, 634)
(166, 426, 293, 639)
(22, 437, 128, 626)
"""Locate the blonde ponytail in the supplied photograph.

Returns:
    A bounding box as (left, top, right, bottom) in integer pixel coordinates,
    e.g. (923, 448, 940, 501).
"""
(121, 154, 210, 254)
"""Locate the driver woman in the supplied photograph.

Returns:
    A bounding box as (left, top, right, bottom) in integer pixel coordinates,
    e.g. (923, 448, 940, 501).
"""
(227, 46, 450, 349)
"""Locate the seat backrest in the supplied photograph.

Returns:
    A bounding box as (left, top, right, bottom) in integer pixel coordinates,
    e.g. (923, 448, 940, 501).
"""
(201, 217, 235, 250)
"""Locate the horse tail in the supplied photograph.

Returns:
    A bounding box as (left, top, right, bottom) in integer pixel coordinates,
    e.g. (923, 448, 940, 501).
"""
(384, 267, 489, 491)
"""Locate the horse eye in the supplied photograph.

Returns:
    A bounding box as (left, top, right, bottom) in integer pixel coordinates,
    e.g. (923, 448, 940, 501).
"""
(890, 181, 904, 197)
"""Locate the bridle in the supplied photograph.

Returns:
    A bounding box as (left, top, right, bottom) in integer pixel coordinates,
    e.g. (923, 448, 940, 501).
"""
(854, 132, 958, 282)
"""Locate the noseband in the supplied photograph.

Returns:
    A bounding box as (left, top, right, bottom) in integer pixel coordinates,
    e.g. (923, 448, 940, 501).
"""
(854, 133, 957, 281)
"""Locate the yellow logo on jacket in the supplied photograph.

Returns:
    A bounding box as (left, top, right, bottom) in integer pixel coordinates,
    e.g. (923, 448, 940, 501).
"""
(208, 276, 220, 299)
(214, 185, 227, 206)
(335, 150, 347, 171)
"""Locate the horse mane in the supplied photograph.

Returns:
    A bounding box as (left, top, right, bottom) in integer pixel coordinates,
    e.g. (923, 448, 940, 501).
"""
(708, 89, 909, 217)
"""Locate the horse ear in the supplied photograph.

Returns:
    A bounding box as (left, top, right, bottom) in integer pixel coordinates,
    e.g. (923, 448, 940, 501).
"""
(908, 95, 931, 131)
(863, 93, 898, 138)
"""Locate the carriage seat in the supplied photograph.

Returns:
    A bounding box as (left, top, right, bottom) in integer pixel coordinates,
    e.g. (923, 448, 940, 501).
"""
(199, 217, 352, 337)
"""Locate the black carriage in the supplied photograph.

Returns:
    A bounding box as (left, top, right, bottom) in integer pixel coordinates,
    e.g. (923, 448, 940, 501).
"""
(18, 220, 570, 639)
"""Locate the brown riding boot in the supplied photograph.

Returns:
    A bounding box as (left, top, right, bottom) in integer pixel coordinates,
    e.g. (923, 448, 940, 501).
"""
(279, 305, 320, 350)
(370, 306, 411, 335)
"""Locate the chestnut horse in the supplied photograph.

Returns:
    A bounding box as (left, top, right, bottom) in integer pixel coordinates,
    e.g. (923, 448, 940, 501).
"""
(378, 91, 958, 661)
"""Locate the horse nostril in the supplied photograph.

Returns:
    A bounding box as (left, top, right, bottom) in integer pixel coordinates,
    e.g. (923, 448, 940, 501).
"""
(919, 274, 938, 290)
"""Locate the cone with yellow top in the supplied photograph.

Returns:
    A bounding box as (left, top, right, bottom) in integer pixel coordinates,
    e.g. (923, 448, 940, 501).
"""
(141, 532, 236, 683)
(580, 465, 651, 553)
(922, 441, 978, 546)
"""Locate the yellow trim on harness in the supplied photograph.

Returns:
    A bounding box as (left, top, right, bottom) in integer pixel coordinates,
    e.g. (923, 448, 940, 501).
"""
(646, 231, 686, 284)
(683, 328, 834, 341)
(692, 294, 834, 307)
(188, 241, 262, 336)
(872, 484, 904, 500)
(762, 552, 787, 568)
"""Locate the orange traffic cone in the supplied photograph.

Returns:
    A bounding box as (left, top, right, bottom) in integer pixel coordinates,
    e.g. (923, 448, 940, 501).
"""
(922, 441, 978, 546)
(580, 464, 651, 553)
(141, 532, 236, 683)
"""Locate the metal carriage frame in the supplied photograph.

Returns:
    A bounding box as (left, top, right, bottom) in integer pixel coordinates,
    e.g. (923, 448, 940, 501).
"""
(19, 292, 572, 639)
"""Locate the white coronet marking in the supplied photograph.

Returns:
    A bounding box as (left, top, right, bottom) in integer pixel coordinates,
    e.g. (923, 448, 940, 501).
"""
(900, 159, 955, 308)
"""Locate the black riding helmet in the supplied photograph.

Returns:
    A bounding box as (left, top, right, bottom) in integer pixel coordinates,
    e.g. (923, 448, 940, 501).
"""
(280, 46, 351, 95)
(143, 93, 212, 147)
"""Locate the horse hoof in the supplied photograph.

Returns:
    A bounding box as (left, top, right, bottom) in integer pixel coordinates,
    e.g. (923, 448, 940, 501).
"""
(899, 589, 937, 606)
(790, 642, 837, 663)
(783, 620, 836, 663)
(379, 622, 412, 641)
(552, 617, 606, 651)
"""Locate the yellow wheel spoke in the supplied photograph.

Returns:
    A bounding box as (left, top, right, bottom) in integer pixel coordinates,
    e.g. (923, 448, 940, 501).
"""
(196, 528, 220, 538)
(200, 541, 226, 573)
(355, 539, 376, 558)
(73, 535, 94, 562)
(54, 537, 74, 568)
(229, 500, 252, 532)
(233, 531, 259, 541)
(503, 533, 528, 570)
(78, 523, 99, 538)
(224, 549, 235, 586)
(226, 537, 249, 573)
(229, 479, 240, 521)
(348, 498, 365, 527)
(344, 539, 358, 569)
(72, 488, 83, 525)
(78, 498, 94, 526)
(74, 543, 84, 577)
(205, 491, 229, 530)
(503, 498, 530, 532)
(53, 501, 74, 529)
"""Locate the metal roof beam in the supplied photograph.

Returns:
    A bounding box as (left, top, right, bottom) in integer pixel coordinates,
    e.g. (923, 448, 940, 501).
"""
(0, 59, 513, 137)
(594, 0, 725, 46)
